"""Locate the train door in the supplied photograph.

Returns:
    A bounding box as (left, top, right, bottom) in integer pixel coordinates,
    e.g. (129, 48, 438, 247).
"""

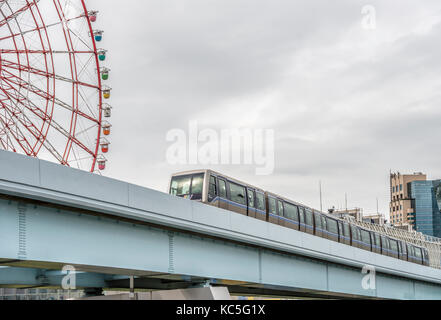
(389, 239, 399, 259)
(227, 181, 247, 216)
(255, 192, 267, 221)
(277, 199, 285, 227)
(321, 215, 327, 239)
(402, 241, 409, 261)
(383, 237, 392, 257)
(337, 221, 344, 243)
(217, 178, 228, 211)
(207, 175, 219, 207)
(299, 207, 306, 232)
(350, 225, 361, 248)
(284, 202, 299, 230)
(304, 209, 314, 234)
(372, 233, 381, 254)
(326, 218, 339, 242)
(359, 229, 372, 252)
(268, 196, 278, 224)
(398, 241, 407, 261)
(341, 223, 351, 245)
(408, 244, 416, 263)
(247, 188, 256, 218)
(314, 212, 323, 237)
(414, 247, 423, 265)
(423, 249, 429, 266)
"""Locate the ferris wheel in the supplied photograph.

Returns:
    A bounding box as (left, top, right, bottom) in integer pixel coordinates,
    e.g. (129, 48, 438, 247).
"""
(0, 0, 112, 173)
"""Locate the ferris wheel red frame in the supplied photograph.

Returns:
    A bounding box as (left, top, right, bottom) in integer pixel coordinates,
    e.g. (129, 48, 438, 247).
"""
(0, 0, 112, 172)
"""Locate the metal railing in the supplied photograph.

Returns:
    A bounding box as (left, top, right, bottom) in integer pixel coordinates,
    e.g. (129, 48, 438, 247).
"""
(345, 217, 441, 269)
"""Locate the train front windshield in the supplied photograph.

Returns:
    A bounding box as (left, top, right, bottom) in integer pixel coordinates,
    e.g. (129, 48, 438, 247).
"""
(170, 173, 204, 200)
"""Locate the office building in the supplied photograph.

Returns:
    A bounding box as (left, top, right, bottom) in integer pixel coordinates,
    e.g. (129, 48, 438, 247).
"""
(408, 179, 441, 237)
(389, 172, 426, 227)
(390, 171, 441, 237)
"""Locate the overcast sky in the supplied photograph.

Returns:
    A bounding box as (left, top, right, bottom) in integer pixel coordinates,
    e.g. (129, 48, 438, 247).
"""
(91, 0, 441, 219)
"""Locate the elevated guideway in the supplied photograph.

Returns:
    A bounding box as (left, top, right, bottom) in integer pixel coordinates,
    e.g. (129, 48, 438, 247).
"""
(0, 150, 441, 299)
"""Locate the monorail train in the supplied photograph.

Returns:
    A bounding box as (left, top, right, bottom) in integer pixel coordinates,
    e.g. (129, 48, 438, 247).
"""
(168, 169, 430, 266)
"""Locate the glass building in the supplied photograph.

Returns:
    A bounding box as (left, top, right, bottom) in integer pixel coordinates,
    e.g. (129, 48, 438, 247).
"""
(408, 180, 441, 237)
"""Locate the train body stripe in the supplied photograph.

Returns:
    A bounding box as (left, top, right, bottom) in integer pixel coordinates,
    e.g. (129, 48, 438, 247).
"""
(210, 197, 266, 216)
(204, 194, 427, 264)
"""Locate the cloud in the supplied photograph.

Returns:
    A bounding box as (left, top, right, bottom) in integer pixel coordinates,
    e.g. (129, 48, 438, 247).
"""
(89, 0, 441, 219)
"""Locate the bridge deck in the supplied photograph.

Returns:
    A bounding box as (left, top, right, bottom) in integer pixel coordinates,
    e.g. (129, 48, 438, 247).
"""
(0, 150, 441, 299)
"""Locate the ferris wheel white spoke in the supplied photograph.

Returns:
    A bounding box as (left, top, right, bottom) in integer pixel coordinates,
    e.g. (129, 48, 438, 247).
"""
(67, 26, 92, 51)
(78, 88, 97, 119)
(2, 99, 66, 165)
(0, 73, 52, 120)
(0, 136, 8, 150)
(0, 6, 86, 48)
(48, 116, 95, 156)
(0, 89, 67, 164)
(0, 1, 40, 29)
(2, 58, 99, 89)
(74, 123, 97, 137)
(0, 82, 48, 135)
(0, 117, 17, 151)
(0, 104, 35, 156)
(0, 13, 87, 43)
(0, 77, 52, 122)
(1, 69, 99, 124)
(77, 53, 94, 79)
(39, 135, 68, 165)
(66, 154, 95, 163)
(1, 74, 96, 157)
(0, 94, 43, 146)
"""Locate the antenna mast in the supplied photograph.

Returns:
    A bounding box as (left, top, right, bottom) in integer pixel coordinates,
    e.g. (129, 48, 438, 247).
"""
(319, 181, 323, 212)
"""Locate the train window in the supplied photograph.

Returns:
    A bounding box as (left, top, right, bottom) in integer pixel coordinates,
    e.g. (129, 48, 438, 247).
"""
(229, 182, 246, 205)
(401, 241, 407, 255)
(170, 175, 192, 196)
(360, 230, 371, 245)
(374, 234, 380, 248)
(247, 189, 255, 208)
(408, 245, 415, 259)
(208, 176, 217, 199)
(383, 237, 390, 251)
(351, 226, 360, 241)
(285, 203, 299, 221)
(305, 209, 313, 226)
(256, 193, 265, 211)
(338, 221, 343, 236)
(397, 241, 402, 253)
(191, 174, 204, 195)
(390, 239, 398, 253)
(343, 223, 350, 238)
(327, 218, 338, 235)
(218, 179, 227, 198)
(415, 247, 422, 261)
(356, 228, 362, 241)
(299, 207, 305, 224)
(278, 200, 284, 217)
(321, 216, 327, 230)
(415, 247, 422, 259)
(314, 213, 322, 230)
(268, 197, 277, 215)
(423, 249, 429, 264)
